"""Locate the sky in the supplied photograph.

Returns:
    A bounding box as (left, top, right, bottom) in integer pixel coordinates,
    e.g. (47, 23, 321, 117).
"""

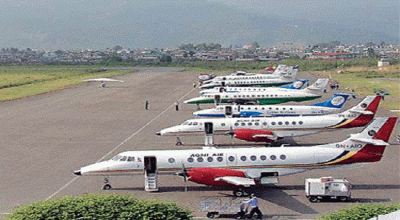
(0, 0, 398, 50)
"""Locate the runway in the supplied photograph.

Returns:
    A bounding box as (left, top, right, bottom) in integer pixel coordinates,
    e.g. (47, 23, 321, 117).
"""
(1, 67, 399, 219)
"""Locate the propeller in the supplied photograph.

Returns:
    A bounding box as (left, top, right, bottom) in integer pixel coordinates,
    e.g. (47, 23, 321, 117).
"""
(176, 162, 190, 191)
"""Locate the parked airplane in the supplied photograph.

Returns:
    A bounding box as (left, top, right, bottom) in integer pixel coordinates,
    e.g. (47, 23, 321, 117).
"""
(193, 93, 350, 118)
(83, 78, 124, 88)
(184, 78, 329, 105)
(74, 117, 397, 197)
(199, 65, 298, 89)
(199, 79, 309, 95)
(157, 95, 381, 143)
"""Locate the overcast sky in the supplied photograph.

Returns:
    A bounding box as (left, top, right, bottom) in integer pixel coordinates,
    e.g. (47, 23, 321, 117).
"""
(1, 0, 398, 49)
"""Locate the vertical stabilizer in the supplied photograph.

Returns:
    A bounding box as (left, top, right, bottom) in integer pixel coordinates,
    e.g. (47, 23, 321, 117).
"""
(312, 93, 350, 108)
(303, 78, 329, 94)
(280, 79, 309, 90)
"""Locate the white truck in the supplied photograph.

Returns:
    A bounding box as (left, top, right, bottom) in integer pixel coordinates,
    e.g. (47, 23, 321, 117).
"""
(305, 177, 351, 202)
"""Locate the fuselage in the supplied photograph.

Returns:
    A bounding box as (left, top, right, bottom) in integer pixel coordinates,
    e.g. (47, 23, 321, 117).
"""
(185, 90, 321, 105)
(77, 144, 357, 178)
(194, 104, 342, 118)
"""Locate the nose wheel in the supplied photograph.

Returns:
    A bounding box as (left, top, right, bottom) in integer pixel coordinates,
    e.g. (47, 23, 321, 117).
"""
(176, 137, 183, 146)
(102, 177, 112, 190)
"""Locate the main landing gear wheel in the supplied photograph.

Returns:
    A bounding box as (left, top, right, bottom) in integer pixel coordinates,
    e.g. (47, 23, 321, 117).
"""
(339, 196, 349, 202)
(233, 189, 246, 197)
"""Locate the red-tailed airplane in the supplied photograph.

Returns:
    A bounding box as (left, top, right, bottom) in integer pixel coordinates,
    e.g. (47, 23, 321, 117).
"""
(74, 117, 397, 197)
(157, 95, 382, 144)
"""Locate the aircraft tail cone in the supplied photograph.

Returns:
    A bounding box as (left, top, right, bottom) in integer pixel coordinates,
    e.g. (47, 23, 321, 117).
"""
(73, 170, 82, 176)
(155, 131, 161, 136)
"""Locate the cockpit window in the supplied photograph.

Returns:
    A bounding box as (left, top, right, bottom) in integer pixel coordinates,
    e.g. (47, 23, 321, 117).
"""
(111, 155, 122, 161)
(127, 157, 135, 162)
(121, 156, 127, 161)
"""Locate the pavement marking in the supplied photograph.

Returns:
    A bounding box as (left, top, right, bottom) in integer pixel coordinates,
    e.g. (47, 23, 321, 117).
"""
(46, 87, 196, 200)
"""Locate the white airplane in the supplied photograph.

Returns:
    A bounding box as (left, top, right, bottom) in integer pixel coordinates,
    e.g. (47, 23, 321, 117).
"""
(83, 78, 125, 88)
(157, 95, 382, 143)
(199, 79, 309, 95)
(193, 93, 351, 118)
(184, 78, 329, 105)
(74, 117, 397, 197)
(199, 65, 298, 89)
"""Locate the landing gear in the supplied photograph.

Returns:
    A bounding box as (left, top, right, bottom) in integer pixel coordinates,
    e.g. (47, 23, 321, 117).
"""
(308, 196, 320, 203)
(100, 82, 106, 88)
(176, 137, 183, 146)
(233, 188, 248, 197)
(102, 177, 112, 190)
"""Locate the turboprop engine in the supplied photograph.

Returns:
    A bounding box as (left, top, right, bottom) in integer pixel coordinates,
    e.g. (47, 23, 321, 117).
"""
(233, 129, 282, 143)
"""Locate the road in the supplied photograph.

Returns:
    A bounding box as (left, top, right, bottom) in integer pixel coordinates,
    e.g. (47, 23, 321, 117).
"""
(1, 67, 399, 219)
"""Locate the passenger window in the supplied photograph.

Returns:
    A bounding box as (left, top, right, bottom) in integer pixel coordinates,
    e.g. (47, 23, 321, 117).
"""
(168, 158, 175, 163)
(197, 157, 204, 162)
(280, 155, 286, 160)
(207, 157, 213, 162)
(250, 155, 256, 161)
(234, 123, 239, 126)
(285, 121, 289, 125)
(292, 121, 296, 125)
(240, 156, 247, 161)
(299, 121, 304, 125)
(228, 156, 235, 162)
(260, 155, 267, 161)
(221, 123, 226, 126)
(278, 122, 283, 125)
(248, 123, 252, 126)
(241, 123, 246, 126)
(255, 122, 259, 126)
(270, 155, 276, 160)
(187, 158, 194, 163)
(217, 157, 223, 162)
(271, 122, 276, 125)
(193, 122, 198, 125)
(262, 122, 267, 126)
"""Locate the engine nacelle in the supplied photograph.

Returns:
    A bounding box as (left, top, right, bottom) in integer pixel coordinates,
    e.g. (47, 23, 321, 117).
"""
(233, 129, 279, 143)
(186, 167, 246, 186)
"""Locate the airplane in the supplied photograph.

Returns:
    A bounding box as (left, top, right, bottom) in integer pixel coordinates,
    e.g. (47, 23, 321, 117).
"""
(83, 78, 125, 88)
(199, 65, 298, 89)
(198, 73, 215, 82)
(184, 78, 329, 106)
(199, 79, 309, 95)
(74, 117, 397, 197)
(193, 93, 351, 118)
(157, 95, 382, 144)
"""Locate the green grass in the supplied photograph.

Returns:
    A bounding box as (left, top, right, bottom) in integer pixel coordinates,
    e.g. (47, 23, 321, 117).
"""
(0, 65, 133, 101)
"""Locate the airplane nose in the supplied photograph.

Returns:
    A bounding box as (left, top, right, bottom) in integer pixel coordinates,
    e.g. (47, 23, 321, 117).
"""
(73, 170, 82, 176)
(155, 131, 161, 136)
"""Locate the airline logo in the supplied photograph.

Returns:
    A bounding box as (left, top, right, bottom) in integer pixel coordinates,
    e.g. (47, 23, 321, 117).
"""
(331, 96, 346, 106)
(292, 81, 304, 89)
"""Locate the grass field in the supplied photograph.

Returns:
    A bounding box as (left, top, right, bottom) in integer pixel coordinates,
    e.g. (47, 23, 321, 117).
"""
(0, 65, 134, 101)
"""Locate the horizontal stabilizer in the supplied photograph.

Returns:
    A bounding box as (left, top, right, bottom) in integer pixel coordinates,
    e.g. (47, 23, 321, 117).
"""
(253, 134, 277, 140)
(348, 110, 374, 115)
(215, 176, 256, 187)
(349, 138, 389, 146)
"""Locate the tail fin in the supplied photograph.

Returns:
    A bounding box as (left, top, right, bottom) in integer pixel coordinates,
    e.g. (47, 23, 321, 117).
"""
(273, 65, 298, 79)
(329, 117, 397, 164)
(335, 95, 382, 128)
(303, 78, 329, 94)
(280, 79, 309, 90)
(312, 93, 350, 108)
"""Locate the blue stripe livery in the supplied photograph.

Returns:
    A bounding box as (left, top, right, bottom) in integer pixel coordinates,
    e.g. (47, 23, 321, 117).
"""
(312, 93, 350, 108)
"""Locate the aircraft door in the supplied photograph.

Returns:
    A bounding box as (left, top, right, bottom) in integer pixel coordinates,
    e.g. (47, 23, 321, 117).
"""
(204, 122, 213, 134)
(214, 95, 221, 106)
(144, 156, 157, 174)
(221, 81, 225, 87)
(144, 156, 158, 191)
(225, 106, 232, 116)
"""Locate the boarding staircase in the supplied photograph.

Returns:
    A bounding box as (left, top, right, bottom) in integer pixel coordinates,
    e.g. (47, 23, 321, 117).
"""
(145, 173, 159, 192)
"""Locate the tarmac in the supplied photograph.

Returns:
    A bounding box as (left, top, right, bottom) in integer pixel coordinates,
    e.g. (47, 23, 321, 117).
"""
(0, 67, 399, 219)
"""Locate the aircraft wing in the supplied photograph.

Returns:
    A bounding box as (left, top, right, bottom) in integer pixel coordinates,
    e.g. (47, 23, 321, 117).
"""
(83, 78, 124, 82)
(214, 176, 256, 187)
(253, 134, 277, 140)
